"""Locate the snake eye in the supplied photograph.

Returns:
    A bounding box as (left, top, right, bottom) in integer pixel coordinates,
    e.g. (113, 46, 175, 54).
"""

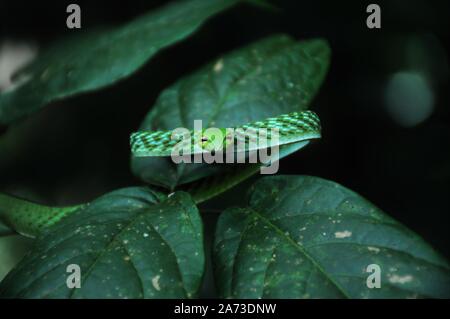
(201, 137, 208, 142)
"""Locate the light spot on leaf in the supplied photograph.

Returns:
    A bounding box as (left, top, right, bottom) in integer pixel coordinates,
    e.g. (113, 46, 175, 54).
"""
(334, 230, 352, 238)
(389, 274, 413, 284)
(213, 59, 224, 72)
(152, 275, 161, 291)
(367, 246, 380, 253)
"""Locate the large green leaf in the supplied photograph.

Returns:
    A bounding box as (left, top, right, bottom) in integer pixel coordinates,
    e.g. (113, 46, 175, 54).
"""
(0, 188, 205, 299)
(214, 175, 450, 298)
(0, 0, 240, 125)
(132, 34, 330, 189)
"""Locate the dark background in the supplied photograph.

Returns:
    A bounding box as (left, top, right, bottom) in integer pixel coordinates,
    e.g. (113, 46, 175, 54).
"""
(0, 0, 449, 264)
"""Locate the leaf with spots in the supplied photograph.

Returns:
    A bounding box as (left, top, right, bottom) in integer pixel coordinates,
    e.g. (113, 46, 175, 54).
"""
(0, 188, 205, 298)
(0, 0, 241, 125)
(132, 34, 330, 190)
(213, 175, 450, 298)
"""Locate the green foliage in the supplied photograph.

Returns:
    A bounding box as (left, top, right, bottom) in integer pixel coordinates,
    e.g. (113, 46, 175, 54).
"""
(0, 188, 204, 298)
(0, 0, 240, 125)
(0, 0, 448, 300)
(214, 176, 450, 298)
(132, 35, 330, 189)
(0, 223, 13, 237)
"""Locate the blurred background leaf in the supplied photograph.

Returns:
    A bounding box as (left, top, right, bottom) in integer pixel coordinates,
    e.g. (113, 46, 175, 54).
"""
(0, 0, 241, 125)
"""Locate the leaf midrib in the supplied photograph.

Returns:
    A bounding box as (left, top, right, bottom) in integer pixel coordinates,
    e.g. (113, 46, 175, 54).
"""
(199, 41, 296, 128)
(248, 208, 351, 298)
(69, 202, 187, 298)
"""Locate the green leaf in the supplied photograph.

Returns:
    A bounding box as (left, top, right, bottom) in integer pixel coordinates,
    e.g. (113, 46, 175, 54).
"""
(187, 141, 312, 204)
(132, 34, 330, 189)
(0, 0, 240, 125)
(0, 235, 33, 282)
(0, 188, 205, 299)
(213, 175, 450, 298)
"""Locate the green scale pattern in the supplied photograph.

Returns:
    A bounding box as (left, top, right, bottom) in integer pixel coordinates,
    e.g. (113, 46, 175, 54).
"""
(130, 111, 321, 157)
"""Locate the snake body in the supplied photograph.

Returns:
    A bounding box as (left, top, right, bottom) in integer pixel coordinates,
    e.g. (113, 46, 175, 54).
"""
(0, 193, 82, 238)
(130, 110, 321, 157)
(0, 111, 321, 237)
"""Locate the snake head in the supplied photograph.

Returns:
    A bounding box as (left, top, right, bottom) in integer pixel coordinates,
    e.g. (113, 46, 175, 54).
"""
(196, 128, 233, 152)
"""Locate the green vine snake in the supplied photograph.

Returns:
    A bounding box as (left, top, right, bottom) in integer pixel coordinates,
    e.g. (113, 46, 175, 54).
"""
(0, 110, 321, 238)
